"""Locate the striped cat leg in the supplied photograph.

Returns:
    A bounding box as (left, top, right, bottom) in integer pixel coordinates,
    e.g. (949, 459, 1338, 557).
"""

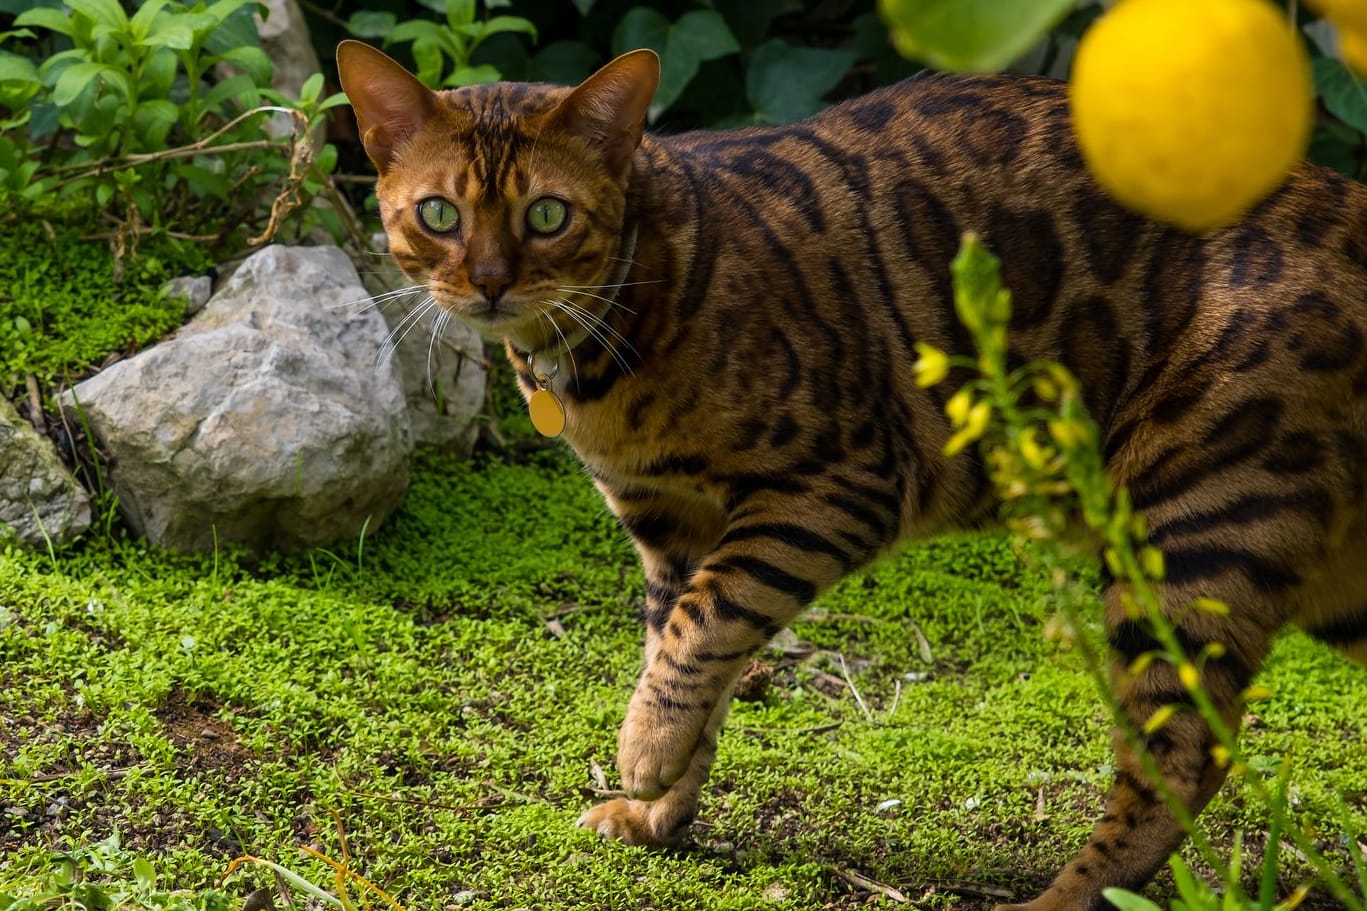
(577, 656, 735, 846)
(1000, 582, 1275, 911)
(600, 494, 883, 841)
(579, 539, 728, 846)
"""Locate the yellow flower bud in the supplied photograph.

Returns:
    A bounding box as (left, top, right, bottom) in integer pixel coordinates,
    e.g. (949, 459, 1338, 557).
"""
(945, 389, 974, 427)
(1143, 704, 1178, 735)
(1191, 597, 1229, 616)
(913, 343, 950, 388)
(1178, 662, 1200, 691)
(1047, 418, 1082, 449)
(1139, 546, 1165, 580)
(1019, 428, 1050, 470)
(942, 402, 991, 457)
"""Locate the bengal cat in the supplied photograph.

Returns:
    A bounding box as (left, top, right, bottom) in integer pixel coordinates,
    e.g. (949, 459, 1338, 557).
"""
(336, 40, 1367, 910)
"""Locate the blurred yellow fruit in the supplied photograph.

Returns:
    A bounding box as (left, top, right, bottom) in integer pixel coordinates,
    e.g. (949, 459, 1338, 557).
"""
(1306, 0, 1367, 34)
(1070, 0, 1313, 233)
(1343, 29, 1367, 74)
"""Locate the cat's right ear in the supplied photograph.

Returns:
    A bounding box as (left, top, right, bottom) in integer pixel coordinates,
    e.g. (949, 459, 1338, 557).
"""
(336, 40, 437, 174)
(551, 49, 660, 175)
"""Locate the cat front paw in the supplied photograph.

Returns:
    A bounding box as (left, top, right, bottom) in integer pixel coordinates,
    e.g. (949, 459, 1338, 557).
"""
(616, 690, 703, 799)
(577, 797, 691, 848)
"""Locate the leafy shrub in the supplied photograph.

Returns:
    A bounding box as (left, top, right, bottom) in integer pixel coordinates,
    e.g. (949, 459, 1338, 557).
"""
(0, 0, 347, 254)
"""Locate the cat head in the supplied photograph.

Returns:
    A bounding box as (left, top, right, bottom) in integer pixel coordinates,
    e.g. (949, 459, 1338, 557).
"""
(336, 40, 659, 354)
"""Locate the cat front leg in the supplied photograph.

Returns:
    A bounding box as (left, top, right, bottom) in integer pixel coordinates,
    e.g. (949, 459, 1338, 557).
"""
(604, 495, 882, 838)
(577, 652, 734, 847)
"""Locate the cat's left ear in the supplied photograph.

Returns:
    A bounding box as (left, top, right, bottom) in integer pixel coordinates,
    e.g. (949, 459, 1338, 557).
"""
(550, 49, 660, 175)
(337, 39, 438, 174)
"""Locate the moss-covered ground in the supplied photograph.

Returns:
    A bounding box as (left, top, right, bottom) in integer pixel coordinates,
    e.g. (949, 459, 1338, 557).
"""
(0, 220, 210, 395)
(1, 437, 1364, 910)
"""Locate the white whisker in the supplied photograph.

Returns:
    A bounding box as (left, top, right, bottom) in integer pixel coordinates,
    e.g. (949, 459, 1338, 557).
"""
(376, 297, 436, 368)
(537, 307, 579, 389)
(558, 287, 638, 315)
(559, 298, 639, 358)
(557, 279, 663, 290)
(426, 307, 450, 400)
(551, 299, 636, 377)
(332, 284, 425, 315)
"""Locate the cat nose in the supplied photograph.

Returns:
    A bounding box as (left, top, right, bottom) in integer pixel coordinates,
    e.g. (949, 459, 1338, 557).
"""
(472, 272, 512, 302)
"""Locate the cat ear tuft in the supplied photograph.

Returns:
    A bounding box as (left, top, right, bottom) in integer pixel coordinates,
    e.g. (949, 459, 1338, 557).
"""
(337, 40, 437, 174)
(551, 49, 660, 174)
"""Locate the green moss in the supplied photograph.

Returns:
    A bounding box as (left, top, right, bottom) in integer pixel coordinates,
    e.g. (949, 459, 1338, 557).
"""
(0, 450, 1363, 910)
(0, 218, 210, 396)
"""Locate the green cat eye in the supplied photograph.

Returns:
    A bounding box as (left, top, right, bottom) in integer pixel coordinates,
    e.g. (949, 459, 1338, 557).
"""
(418, 197, 460, 233)
(527, 197, 569, 235)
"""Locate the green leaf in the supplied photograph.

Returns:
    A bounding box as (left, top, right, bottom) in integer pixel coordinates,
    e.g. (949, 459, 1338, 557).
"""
(142, 24, 195, 51)
(202, 0, 261, 26)
(299, 71, 324, 104)
(387, 20, 443, 45)
(745, 39, 855, 124)
(1100, 889, 1165, 911)
(66, 0, 128, 32)
(571, 0, 595, 13)
(314, 141, 338, 174)
(612, 7, 669, 58)
(1313, 56, 1367, 135)
(131, 857, 156, 891)
(199, 72, 257, 113)
(53, 61, 131, 106)
(0, 50, 39, 86)
(140, 46, 178, 98)
(13, 8, 75, 37)
(129, 0, 169, 41)
(202, 2, 261, 56)
(473, 15, 538, 43)
(446, 0, 476, 30)
(214, 45, 273, 86)
(347, 11, 397, 38)
(1309, 118, 1365, 177)
(132, 98, 178, 146)
(613, 8, 739, 115)
(444, 64, 501, 86)
(315, 91, 351, 113)
(528, 40, 598, 86)
(878, 0, 1073, 73)
(714, 0, 800, 48)
(410, 36, 445, 87)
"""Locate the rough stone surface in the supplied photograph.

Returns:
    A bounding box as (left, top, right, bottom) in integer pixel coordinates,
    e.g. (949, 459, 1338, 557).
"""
(65, 245, 412, 554)
(360, 236, 488, 453)
(0, 398, 91, 548)
(162, 275, 213, 318)
(255, 0, 322, 138)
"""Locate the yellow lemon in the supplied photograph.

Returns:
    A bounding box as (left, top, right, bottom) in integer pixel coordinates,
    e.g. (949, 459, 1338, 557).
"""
(1306, 0, 1367, 34)
(1307, 0, 1367, 74)
(1070, 0, 1313, 233)
(1343, 29, 1367, 74)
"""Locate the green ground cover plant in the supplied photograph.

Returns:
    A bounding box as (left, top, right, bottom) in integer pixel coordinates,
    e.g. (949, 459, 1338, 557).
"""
(1, 439, 1363, 909)
(0, 218, 209, 398)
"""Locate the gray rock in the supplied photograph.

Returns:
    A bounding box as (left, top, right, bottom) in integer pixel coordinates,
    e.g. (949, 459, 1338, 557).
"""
(162, 275, 213, 318)
(359, 236, 488, 453)
(0, 397, 91, 548)
(255, 0, 322, 140)
(65, 245, 412, 554)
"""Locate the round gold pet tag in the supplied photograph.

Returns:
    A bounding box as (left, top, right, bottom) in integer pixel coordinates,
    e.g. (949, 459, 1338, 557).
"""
(529, 386, 566, 437)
